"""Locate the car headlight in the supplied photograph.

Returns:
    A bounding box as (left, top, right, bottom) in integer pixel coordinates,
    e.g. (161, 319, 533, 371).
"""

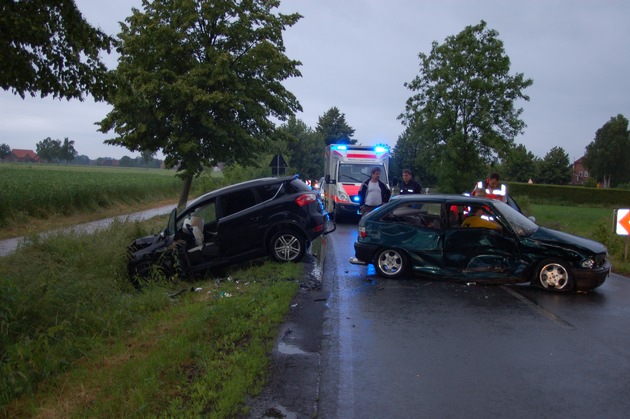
(338, 191, 349, 202)
(581, 258, 595, 269)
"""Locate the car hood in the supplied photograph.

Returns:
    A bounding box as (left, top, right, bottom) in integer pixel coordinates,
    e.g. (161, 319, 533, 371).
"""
(529, 227, 607, 254)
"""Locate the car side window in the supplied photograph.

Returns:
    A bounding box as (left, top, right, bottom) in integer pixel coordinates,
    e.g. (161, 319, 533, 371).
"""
(255, 183, 281, 202)
(195, 200, 217, 224)
(220, 189, 257, 217)
(384, 202, 442, 229)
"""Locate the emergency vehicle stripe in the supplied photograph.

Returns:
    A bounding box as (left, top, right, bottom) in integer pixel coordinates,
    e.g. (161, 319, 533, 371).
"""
(343, 184, 360, 195)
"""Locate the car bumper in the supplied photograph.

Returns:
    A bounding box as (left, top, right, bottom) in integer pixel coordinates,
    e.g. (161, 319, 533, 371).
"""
(572, 261, 611, 291)
(352, 241, 380, 265)
(336, 203, 361, 216)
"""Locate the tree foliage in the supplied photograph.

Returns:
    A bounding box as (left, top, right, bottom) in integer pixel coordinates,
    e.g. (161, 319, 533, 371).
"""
(538, 146, 572, 185)
(585, 114, 630, 188)
(98, 0, 302, 207)
(400, 21, 532, 193)
(0, 143, 11, 160)
(391, 122, 438, 188)
(35, 137, 77, 163)
(502, 143, 539, 183)
(0, 0, 113, 100)
(316, 107, 356, 145)
(277, 116, 324, 180)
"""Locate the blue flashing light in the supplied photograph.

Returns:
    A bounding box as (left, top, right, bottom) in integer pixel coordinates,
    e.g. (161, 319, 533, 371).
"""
(374, 145, 388, 153)
(332, 144, 348, 151)
(352, 196, 360, 202)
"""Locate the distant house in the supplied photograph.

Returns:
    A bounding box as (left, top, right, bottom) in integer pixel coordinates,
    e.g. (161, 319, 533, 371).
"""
(7, 149, 40, 163)
(572, 156, 589, 185)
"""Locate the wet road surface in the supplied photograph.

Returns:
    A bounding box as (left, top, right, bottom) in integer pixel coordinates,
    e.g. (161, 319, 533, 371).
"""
(317, 222, 630, 418)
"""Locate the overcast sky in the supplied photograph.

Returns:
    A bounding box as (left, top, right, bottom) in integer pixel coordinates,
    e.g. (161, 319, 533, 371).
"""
(2, 0, 628, 161)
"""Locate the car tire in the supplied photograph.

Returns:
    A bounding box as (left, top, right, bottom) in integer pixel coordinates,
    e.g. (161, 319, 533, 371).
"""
(374, 248, 407, 279)
(270, 230, 306, 262)
(535, 259, 574, 292)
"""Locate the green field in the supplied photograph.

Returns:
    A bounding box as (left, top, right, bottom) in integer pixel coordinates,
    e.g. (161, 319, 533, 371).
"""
(0, 164, 184, 225)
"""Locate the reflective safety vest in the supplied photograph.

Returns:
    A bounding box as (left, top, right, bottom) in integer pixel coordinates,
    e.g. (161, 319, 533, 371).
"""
(475, 181, 508, 202)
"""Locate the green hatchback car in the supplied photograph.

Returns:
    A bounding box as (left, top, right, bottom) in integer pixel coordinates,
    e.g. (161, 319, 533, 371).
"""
(350, 194, 610, 292)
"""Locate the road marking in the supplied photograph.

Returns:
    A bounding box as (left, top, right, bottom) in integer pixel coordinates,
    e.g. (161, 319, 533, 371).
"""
(501, 286, 575, 330)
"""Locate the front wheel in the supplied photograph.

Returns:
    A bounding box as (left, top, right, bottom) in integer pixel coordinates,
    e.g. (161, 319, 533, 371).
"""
(374, 248, 407, 279)
(535, 259, 574, 292)
(270, 230, 306, 262)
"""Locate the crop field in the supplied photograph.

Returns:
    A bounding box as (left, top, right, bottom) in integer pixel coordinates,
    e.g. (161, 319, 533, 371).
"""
(0, 164, 184, 227)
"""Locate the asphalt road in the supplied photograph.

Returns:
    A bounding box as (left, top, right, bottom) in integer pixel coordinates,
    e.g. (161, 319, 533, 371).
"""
(250, 222, 630, 419)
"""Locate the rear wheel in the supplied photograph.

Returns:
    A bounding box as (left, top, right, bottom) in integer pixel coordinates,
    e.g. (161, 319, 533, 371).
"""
(270, 230, 306, 262)
(535, 259, 574, 292)
(374, 248, 407, 279)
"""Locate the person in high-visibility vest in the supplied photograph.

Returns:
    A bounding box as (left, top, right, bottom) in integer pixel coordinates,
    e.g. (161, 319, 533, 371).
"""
(472, 172, 507, 202)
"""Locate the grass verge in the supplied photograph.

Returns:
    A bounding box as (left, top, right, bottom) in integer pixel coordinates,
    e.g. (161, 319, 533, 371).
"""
(1, 218, 303, 417)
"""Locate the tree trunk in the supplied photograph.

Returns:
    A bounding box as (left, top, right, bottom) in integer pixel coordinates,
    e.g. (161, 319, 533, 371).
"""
(178, 174, 193, 210)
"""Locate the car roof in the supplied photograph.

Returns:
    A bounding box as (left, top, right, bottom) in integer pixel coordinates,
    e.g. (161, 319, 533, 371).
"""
(390, 193, 499, 206)
(185, 175, 300, 209)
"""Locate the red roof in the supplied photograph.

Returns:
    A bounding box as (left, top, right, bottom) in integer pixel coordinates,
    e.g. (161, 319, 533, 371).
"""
(12, 149, 38, 159)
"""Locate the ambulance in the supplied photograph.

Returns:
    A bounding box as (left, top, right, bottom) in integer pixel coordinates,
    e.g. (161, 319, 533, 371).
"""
(323, 144, 390, 219)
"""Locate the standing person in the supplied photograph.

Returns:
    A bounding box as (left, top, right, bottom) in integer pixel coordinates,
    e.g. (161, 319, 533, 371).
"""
(358, 167, 391, 215)
(472, 172, 506, 201)
(399, 169, 423, 195)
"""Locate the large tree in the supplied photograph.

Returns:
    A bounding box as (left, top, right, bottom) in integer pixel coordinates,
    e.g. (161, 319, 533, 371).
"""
(316, 107, 356, 145)
(0, 0, 113, 100)
(98, 0, 302, 207)
(502, 143, 539, 183)
(277, 116, 324, 180)
(36, 137, 61, 162)
(538, 146, 572, 185)
(400, 21, 532, 193)
(59, 137, 77, 164)
(391, 121, 438, 189)
(585, 114, 630, 188)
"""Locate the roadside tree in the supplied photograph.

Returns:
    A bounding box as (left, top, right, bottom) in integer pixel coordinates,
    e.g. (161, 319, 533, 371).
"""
(585, 114, 630, 188)
(391, 122, 438, 189)
(98, 0, 302, 208)
(502, 143, 539, 182)
(400, 21, 532, 193)
(0, 0, 113, 100)
(316, 107, 357, 145)
(277, 116, 325, 180)
(538, 146, 572, 185)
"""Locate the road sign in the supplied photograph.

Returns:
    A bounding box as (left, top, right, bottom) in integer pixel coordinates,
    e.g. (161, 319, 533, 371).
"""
(615, 209, 630, 235)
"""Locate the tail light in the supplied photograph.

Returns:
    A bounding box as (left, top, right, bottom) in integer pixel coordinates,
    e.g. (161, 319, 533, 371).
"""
(359, 226, 367, 238)
(295, 193, 316, 207)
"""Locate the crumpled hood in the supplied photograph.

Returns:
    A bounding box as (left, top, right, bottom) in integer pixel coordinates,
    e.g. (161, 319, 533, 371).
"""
(530, 227, 607, 254)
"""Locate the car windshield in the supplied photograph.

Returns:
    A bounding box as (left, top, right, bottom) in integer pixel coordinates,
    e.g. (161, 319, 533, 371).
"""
(492, 200, 538, 237)
(339, 163, 387, 184)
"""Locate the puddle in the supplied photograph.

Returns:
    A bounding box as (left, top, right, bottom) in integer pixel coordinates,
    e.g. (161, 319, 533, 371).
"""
(263, 404, 297, 419)
(277, 342, 308, 355)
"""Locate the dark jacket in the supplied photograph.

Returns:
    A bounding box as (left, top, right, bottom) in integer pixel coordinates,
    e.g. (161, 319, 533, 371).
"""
(358, 179, 391, 206)
(399, 179, 422, 195)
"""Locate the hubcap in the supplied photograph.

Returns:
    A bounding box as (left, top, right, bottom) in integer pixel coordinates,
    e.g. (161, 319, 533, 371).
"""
(275, 235, 301, 261)
(378, 250, 403, 275)
(539, 263, 569, 289)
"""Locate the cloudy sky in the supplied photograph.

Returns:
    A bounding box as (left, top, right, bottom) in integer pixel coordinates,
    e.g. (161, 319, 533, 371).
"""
(2, 0, 628, 161)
